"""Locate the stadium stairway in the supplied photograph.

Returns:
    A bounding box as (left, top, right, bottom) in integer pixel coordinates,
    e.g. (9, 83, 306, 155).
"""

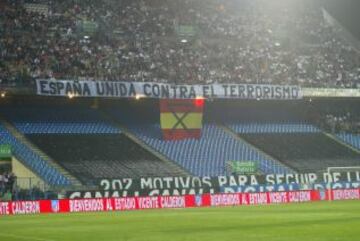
(0, 106, 188, 182)
(219, 124, 296, 173)
(327, 132, 360, 155)
(227, 123, 360, 173)
(0, 117, 82, 187)
(126, 124, 294, 176)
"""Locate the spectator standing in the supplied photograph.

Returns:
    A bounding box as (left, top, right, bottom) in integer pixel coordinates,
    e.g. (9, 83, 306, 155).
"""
(0, 173, 5, 195)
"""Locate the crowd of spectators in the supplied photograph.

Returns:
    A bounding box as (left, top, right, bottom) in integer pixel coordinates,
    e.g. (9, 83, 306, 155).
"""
(0, 170, 55, 200)
(0, 171, 16, 197)
(1, 0, 360, 87)
(321, 113, 360, 134)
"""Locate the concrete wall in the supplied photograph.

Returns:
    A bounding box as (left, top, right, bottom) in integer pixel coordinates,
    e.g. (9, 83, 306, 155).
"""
(12, 157, 44, 189)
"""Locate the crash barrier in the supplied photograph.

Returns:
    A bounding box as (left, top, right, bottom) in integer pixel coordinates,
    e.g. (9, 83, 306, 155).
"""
(1, 189, 359, 216)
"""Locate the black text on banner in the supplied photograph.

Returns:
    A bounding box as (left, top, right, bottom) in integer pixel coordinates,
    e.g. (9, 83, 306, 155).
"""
(36, 79, 302, 100)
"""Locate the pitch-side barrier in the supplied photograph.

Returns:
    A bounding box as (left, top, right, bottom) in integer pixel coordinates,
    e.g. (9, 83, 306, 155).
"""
(1, 189, 359, 216)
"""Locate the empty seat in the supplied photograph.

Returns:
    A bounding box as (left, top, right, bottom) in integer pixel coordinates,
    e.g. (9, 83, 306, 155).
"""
(0, 124, 70, 186)
(241, 132, 360, 173)
(228, 123, 320, 134)
(129, 124, 292, 176)
(337, 133, 360, 150)
(27, 134, 183, 185)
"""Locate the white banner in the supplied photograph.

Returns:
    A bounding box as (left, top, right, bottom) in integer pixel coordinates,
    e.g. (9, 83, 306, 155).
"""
(36, 79, 302, 100)
(302, 88, 360, 98)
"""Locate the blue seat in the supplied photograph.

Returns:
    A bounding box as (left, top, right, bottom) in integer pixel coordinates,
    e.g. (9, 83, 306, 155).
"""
(0, 124, 71, 186)
(228, 123, 320, 134)
(129, 124, 293, 176)
(337, 133, 360, 150)
(15, 122, 120, 134)
(0, 106, 121, 135)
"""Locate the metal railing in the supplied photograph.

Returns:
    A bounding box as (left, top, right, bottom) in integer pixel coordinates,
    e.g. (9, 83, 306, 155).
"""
(0, 177, 96, 201)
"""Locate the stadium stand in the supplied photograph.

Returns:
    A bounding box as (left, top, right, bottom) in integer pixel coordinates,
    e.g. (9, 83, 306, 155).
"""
(228, 123, 360, 172)
(337, 133, 360, 151)
(2, 0, 360, 202)
(228, 123, 319, 134)
(15, 122, 119, 134)
(0, 106, 120, 134)
(1, 0, 360, 87)
(24, 3, 49, 16)
(0, 123, 70, 185)
(0, 105, 185, 185)
(27, 134, 185, 185)
(128, 124, 293, 176)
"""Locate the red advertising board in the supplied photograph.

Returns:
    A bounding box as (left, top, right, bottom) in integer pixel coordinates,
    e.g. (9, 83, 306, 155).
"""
(1, 189, 359, 216)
